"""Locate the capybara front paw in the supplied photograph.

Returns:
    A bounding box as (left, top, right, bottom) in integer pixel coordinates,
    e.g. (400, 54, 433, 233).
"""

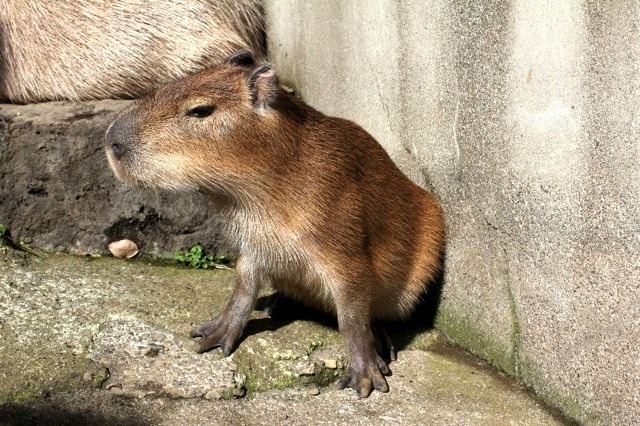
(190, 317, 243, 356)
(337, 359, 390, 398)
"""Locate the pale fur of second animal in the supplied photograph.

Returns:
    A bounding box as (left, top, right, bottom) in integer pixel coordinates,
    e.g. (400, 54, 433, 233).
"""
(105, 51, 445, 398)
(0, 0, 264, 103)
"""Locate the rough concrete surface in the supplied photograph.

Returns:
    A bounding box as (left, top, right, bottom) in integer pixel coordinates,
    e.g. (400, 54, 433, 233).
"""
(265, 1, 640, 424)
(0, 248, 568, 425)
(0, 101, 226, 256)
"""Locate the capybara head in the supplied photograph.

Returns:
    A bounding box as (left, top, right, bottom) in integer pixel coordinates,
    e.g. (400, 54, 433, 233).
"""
(105, 51, 283, 195)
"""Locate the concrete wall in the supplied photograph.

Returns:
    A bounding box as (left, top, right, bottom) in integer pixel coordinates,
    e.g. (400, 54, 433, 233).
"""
(264, 1, 640, 424)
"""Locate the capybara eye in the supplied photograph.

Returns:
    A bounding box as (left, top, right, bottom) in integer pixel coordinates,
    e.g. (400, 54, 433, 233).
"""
(186, 105, 215, 118)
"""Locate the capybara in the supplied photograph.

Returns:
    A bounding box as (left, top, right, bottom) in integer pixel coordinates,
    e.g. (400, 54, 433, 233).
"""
(0, 0, 264, 103)
(105, 51, 445, 397)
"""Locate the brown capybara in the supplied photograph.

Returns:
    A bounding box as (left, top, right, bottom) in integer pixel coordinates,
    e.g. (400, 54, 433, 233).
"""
(105, 51, 445, 397)
(0, 0, 264, 103)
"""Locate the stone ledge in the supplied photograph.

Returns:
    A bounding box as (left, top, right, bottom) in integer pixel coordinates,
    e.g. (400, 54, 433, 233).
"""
(0, 250, 567, 425)
(0, 101, 225, 256)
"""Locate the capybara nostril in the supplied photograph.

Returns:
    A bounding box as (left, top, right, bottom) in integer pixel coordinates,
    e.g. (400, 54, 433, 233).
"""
(105, 116, 132, 161)
(109, 142, 123, 160)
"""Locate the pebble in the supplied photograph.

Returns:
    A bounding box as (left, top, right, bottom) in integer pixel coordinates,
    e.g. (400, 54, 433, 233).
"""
(306, 386, 320, 396)
(294, 361, 316, 376)
(150, 331, 166, 342)
(205, 390, 222, 400)
(109, 386, 124, 395)
(185, 389, 204, 398)
(323, 359, 337, 369)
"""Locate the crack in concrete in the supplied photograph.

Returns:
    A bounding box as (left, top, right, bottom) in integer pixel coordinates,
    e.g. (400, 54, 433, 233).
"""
(453, 91, 461, 162)
(364, 54, 394, 139)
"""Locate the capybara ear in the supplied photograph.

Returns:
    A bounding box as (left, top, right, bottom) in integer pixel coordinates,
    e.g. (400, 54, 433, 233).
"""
(225, 50, 256, 68)
(247, 64, 279, 110)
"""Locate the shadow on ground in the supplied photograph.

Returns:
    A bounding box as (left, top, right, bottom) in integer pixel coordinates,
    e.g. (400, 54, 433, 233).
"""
(248, 264, 445, 353)
(0, 401, 148, 426)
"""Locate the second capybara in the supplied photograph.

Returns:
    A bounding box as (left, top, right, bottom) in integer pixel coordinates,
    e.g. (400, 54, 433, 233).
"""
(0, 0, 265, 103)
(105, 51, 445, 397)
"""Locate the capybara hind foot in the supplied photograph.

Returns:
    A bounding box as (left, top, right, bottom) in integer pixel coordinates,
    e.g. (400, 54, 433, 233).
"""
(338, 314, 392, 397)
(337, 355, 390, 398)
(373, 325, 397, 363)
(262, 291, 285, 318)
(190, 316, 243, 356)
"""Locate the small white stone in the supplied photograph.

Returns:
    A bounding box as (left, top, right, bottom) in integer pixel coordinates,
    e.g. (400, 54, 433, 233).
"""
(205, 390, 222, 400)
(295, 361, 316, 376)
(109, 386, 124, 395)
(323, 359, 337, 369)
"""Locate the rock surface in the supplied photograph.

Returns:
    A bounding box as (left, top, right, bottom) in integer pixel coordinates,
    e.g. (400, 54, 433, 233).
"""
(0, 248, 567, 425)
(0, 101, 226, 256)
(91, 316, 245, 400)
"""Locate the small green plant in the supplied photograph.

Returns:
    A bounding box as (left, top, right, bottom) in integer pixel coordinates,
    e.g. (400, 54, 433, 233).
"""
(173, 244, 231, 270)
(0, 224, 7, 247)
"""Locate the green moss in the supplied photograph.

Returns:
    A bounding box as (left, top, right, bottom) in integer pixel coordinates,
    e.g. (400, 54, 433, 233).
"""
(435, 309, 515, 376)
(0, 254, 236, 405)
(233, 345, 301, 394)
(0, 352, 109, 405)
(311, 362, 344, 388)
(435, 309, 589, 425)
(232, 326, 344, 395)
(234, 349, 295, 393)
(6, 391, 36, 403)
(91, 368, 110, 389)
(518, 362, 600, 425)
(237, 352, 344, 395)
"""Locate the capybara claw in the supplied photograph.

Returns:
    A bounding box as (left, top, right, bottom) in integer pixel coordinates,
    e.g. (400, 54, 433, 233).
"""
(189, 326, 204, 338)
(190, 317, 243, 356)
(189, 317, 220, 339)
(337, 364, 389, 398)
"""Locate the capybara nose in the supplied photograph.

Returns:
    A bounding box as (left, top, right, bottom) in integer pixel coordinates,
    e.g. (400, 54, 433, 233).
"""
(105, 116, 131, 160)
(109, 141, 124, 160)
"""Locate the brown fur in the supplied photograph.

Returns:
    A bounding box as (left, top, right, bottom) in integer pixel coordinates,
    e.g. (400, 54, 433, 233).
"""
(105, 51, 445, 397)
(0, 0, 264, 103)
